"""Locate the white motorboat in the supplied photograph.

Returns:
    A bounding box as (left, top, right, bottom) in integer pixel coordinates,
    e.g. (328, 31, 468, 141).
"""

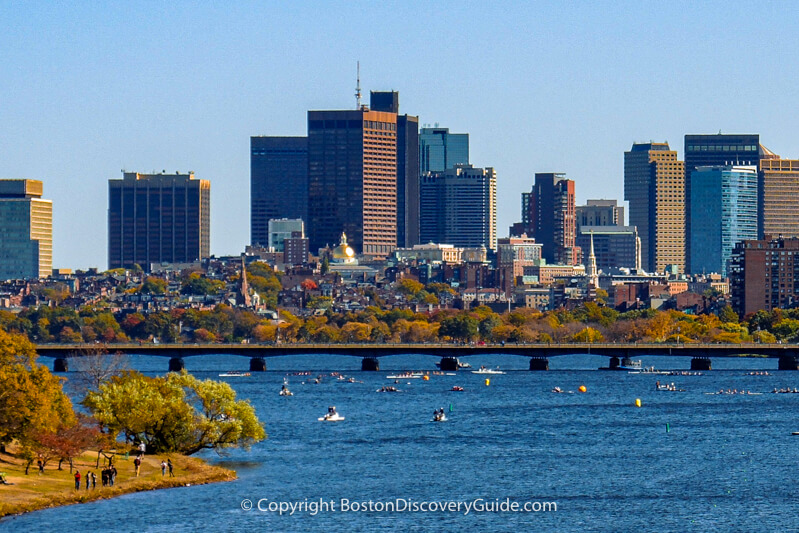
(471, 367, 505, 375)
(432, 413, 448, 422)
(279, 389, 293, 396)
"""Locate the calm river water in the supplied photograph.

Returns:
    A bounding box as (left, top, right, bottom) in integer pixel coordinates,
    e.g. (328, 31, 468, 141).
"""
(3, 353, 799, 532)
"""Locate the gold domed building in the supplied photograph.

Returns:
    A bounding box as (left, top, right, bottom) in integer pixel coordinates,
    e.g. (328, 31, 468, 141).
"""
(330, 232, 358, 265)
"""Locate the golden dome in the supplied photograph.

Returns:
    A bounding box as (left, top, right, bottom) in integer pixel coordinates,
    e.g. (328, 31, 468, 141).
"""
(331, 232, 357, 263)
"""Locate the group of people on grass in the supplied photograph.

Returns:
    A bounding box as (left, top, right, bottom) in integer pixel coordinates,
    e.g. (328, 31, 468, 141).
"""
(66, 443, 174, 490)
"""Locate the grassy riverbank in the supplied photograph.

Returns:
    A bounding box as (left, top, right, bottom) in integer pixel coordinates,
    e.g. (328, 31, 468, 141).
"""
(0, 445, 236, 518)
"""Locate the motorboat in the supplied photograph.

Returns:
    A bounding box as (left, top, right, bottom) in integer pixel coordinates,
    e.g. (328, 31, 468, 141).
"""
(471, 366, 505, 375)
(279, 388, 293, 396)
(435, 360, 471, 369)
(219, 371, 251, 377)
(432, 412, 448, 422)
(450, 386, 464, 392)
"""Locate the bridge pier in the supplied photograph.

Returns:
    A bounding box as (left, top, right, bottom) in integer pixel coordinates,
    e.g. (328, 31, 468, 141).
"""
(439, 357, 460, 371)
(249, 357, 267, 372)
(168, 357, 185, 372)
(778, 355, 799, 370)
(691, 357, 712, 371)
(53, 357, 69, 372)
(529, 357, 549, 371)
(361, 357, 380, 371)
(608, 357, 620, 370)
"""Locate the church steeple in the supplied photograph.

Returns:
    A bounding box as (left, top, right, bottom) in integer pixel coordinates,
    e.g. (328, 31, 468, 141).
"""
(587, 230, 599, 288)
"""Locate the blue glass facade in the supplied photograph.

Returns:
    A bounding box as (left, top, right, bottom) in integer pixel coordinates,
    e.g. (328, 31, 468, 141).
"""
(419, 128, 469, 173)
(689, 166, 757, 276)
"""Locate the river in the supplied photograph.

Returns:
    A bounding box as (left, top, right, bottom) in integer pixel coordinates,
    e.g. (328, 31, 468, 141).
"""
(3, 353, 798, 532)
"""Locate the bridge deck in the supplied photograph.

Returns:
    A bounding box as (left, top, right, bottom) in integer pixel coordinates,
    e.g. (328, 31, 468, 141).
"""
(34, 342, 799, 359)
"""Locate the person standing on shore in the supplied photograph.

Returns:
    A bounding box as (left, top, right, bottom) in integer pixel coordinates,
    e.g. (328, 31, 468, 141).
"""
(74, 470, 81, 490)
(161, 460, 167, 477)
(91, 471, 96, 489)
(37, 458, 43, 475)
(168, 458, 174, 477)
(109, 465, 117, 486)
(85, 471, 91, 490)
(134, 455, 141, 477)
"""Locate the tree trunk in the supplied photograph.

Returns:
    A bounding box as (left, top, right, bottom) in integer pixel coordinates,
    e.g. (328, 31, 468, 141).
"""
(69, 458, 73, 473)
(25, 460, 31, 475)
(58, 458, 63, 471)
(96, 449, 101, 468)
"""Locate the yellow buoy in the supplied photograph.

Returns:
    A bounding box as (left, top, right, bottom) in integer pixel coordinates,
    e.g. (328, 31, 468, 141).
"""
(485, 378, 490, 386)
(578, 385, 587, 393)
(635, 398, 642, 408)
(423, 375, 430, 381)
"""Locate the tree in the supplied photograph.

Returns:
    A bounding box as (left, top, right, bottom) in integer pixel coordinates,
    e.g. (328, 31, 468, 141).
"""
(140, 276, 167, 295)
(69, 347, 129, 396)
(573, 327, 604, 343)
(0, 329, 75, 452)
(718, 305, 739, 324)
(84, 370, 266, 455)
(439, 315, 479, 341)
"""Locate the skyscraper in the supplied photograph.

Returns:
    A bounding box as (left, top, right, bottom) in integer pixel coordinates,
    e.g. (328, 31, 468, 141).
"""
(0, 179, 52, 280)
(689, 165, 758, 276)
(624, 143, 685, 273)
(307, 109, 397, 258)
(684, 134, 761, 272)
(250, 136, 308, 246)
(419, 127, 469, 174)
(730, 236, 799, 315)
(370, 91, 420, 248)
(523, 173, 579, 265)
(759, 157, 799, 238)
(419, 164, 497, 251)
(108, 171, 210, 271)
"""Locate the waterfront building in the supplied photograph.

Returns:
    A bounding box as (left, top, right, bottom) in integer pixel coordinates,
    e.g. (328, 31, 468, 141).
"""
(250, 136, 308, 246)
(730, 236, 799, 315)
(759, 157, 799, 238)
(576, 199, 624, 229)
(576, 226, 640, 273)
(689, 165, 758, 276)
(108, 171, 210, 271)
(684, 134, 765, 271)
(624, 142, 684, 273)
(0, 179, 52, 280)
(419, 127, 469, 174)
(370, 92, 420, 247)
(522, 173, 579, 265)
(307, 108, 397, 258)
(419, 164, 497, 251)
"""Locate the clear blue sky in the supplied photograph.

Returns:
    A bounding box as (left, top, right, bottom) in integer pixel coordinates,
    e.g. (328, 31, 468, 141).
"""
(2, 1, 798, 270)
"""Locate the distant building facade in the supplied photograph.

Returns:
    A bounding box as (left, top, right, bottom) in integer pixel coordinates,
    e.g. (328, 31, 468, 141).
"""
(576, 199, 624, 229)
(0, 179, 52, 280)
(419, 127, 469, 173)
(523, 173, 579, 265)
(420, 164, 497, 251)
(624, 142, 684, 273)
(268, 218, 305, 252)
(496, 235, 543, 279)
(730, 236, 799, 315)
(108, 171, 210, 271)
(371, 92, 420, 248)
(760, 158, 799, 238)
(307, 109, 397, 258)
(689, 165, 758, 276)
(576, 226, 640, 273)
(684, 134, 763, 272)
(250, 136, 308, 246)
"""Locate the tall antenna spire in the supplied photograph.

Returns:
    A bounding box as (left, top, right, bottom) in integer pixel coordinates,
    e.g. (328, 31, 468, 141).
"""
(355, 61, 361, 110)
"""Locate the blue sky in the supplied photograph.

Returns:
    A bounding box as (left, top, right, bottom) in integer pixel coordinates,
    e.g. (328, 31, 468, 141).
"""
(2, 1, 798, 269)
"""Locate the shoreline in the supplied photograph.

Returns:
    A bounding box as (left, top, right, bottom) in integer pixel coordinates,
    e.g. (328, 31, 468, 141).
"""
(0, 448, 237, 519)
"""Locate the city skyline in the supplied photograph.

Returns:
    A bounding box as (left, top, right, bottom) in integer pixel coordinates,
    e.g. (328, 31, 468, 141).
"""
(3, 2, 799, 269)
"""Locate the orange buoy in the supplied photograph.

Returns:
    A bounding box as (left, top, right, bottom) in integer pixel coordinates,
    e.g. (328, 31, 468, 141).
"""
(578, 385, 587, 393)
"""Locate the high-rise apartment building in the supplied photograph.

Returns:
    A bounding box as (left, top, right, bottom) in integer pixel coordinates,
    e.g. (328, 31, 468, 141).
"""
(624, 143, 685, 273)
(307, 109, 397, 258)
(730, 236, 799, 315)
(760, 158, 799, 238)
(419, 127, 469, 174)
(0, 179, 52, 280)
(689, 165, 758, 276)
(576, 199, 624, 229)
(523, 173, 579, 265)
(420, 164, 497, 251)
(370, 92, 420, 248)
(684, 134, 761, 272)
(250, 136, 308, 246)
(108, 171, 210, 271)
